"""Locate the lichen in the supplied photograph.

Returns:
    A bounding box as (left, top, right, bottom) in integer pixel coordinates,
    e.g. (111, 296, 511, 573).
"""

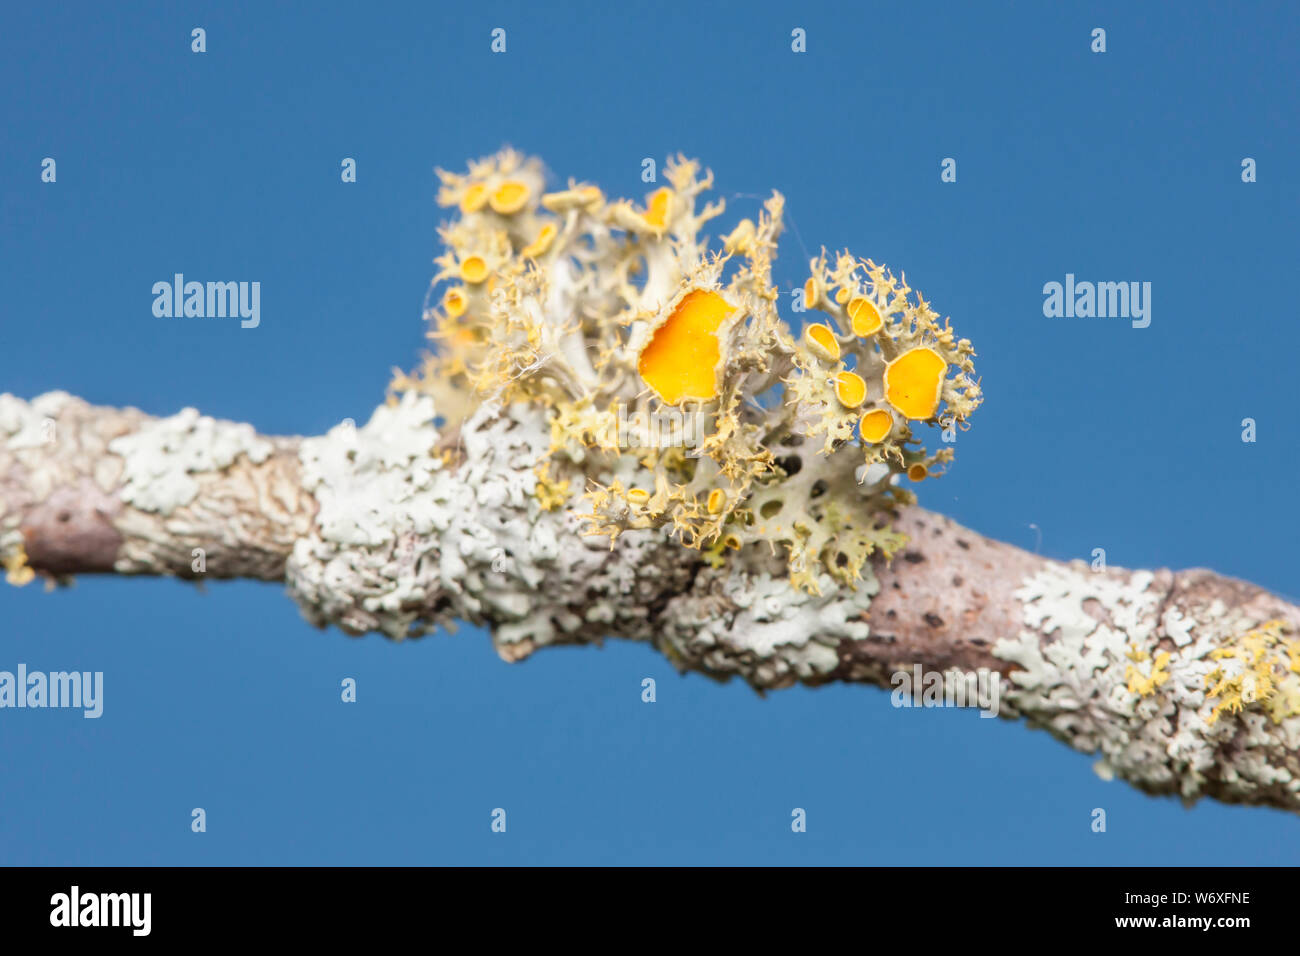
(1203, 619, 1300, 726)
(285, 393, 696, 649)
(391, 150, 982, 596)
(994, 562, 1300, 805)
(658, 562, 878, 686)
(3, 541, 35, 586)
(0, 391, 74, 450)
(1125, 645, 1172, 697)
(108, 407, 272, 515)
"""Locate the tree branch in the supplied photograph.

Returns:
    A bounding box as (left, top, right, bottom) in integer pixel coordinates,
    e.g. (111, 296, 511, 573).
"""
(4, 391, 1300, 814)
(0, 392, 312, 580)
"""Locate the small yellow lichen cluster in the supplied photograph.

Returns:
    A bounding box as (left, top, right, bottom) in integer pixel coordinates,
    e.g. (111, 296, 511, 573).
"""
(1202, 619, 1300, 725)
(393, 150, 982, 593)
(532, 460, 569, 512)
(787, 253, 980, 479)
(1125, 645, 1172, 697)
(3, 541, 35, 587)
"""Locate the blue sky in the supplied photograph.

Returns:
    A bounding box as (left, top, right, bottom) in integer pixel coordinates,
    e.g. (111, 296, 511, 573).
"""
(2, 0, 1298, 864)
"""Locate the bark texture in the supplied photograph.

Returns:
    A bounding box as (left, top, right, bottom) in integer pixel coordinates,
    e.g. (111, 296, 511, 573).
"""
(4, 391, 1300, 814)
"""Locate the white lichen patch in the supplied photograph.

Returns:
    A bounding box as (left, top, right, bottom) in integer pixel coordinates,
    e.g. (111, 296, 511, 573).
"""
(284, 385, 877, 690)
(657, 561, 876, 687)
(108, 407, 272, 515)
(298, 392, 445, 548)
(995, 561, 1300, 806)
(0, 391, 74, 449)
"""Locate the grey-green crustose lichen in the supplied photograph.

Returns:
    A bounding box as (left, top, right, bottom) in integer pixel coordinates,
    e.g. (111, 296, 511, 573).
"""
(994, 561, 1300, 805)
(283, 390, 878, 687)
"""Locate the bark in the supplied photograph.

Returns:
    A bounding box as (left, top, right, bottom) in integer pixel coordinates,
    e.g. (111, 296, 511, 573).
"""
(4, 391, 1300, 814)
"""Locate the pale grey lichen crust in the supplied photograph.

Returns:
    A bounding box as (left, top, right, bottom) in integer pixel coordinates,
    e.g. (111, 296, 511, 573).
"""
(287, 392, 674, 642)
(284, 391, 879, 688)
(994, 562, 1300, 806)
(108, 407, 272, 515)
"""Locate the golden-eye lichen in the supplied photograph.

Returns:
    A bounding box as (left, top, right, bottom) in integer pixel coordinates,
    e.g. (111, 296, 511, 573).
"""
(803, 323, 841, 363)
(637, 289, 735, 405)
(395, 150, 982, 594)
(860, 408, 894, 444)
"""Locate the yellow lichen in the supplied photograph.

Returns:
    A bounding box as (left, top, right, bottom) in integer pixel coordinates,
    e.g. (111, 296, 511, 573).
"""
(803, 277, 821, 311)
(637, 290, 734, 405)
(803, 323, 841, 362)
(534, 461, 570, 511)
(459, 183, 489, 213)
(884, 347, 947, 420)
(442, 288, 468, 319)
(1204, 619, 1298, 725)
(1126, 649, 1172, 697)
(847, 296, 882, 336)
(859, 409, 893, 444)
(521, 223, 557, 259)
(643, 188, 672, 229)
(460, 256, 489, 284)
(396, 150, 982, 593)
(4, 543, 35, 587)
(834, 371, 867, 408)
(490, 180, 531, 215)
